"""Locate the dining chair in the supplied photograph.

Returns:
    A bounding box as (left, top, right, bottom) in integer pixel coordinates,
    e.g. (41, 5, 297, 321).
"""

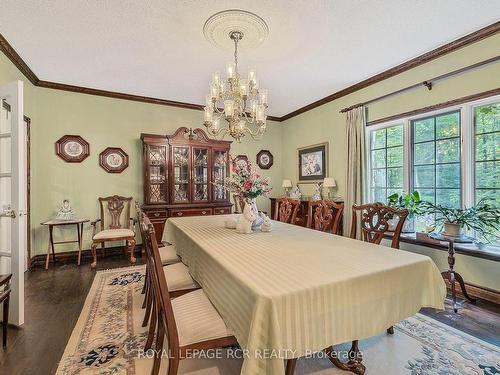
(273, 197, 300, 224)
(233, 193, 246, 213)
(0, 274, 12, 347)
(136, 208, 199, 351)
(143, 219, 238, 375)
(307, 200, 344, 234)
(351, 202, 408, 334)
(90, 195, 136, 268)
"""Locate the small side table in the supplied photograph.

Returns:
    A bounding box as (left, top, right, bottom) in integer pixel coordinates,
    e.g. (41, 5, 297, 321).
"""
(430, 232, 477, 312)
(41, 219, 90, 269)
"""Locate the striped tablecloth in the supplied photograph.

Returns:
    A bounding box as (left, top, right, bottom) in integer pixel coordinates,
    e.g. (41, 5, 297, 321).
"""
(166, 215, 446, 375)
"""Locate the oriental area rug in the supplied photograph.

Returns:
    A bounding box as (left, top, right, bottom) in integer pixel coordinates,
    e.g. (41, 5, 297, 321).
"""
(56, 265, 500, 375)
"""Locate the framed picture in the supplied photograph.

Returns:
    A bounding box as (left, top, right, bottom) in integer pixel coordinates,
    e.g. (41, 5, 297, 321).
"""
(99, 147, 129, 173)
(232, 154, 249, 171)
(55, 135, 90, 163)
(256, 150, 273, 169)
(297, 142, 328, 182)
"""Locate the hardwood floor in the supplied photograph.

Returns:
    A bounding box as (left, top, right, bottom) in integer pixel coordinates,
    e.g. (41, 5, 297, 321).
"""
(0, 253, 146, 375)
(0, 252, 498, 375)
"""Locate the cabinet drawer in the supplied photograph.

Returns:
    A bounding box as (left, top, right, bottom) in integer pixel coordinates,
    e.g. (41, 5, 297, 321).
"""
(213, 207, 232, 215)
(145, 210, 167, 219)
(170, 208, 213, 217)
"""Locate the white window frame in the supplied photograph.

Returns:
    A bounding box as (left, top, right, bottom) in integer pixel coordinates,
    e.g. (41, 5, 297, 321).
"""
(365, 93, 500, 211)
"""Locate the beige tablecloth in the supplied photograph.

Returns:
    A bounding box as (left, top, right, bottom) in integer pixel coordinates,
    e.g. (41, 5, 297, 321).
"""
(166, 215, 446, 375)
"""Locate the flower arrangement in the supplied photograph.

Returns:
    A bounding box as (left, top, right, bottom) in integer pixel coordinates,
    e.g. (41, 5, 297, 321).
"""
(216, 157, 273, 200)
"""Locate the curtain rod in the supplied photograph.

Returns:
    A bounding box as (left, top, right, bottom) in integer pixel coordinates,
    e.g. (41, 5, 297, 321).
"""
(340, 55, 500, 113)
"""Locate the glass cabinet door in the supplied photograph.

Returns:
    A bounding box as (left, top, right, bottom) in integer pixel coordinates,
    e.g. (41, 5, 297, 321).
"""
(193, 148, 209, 202)
(147, 145, 168, 203)
(172, 146, 190, 203)
(213, 150, 228, 201)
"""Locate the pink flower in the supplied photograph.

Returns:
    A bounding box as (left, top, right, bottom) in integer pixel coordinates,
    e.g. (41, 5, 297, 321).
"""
(243, 181, 253, 191)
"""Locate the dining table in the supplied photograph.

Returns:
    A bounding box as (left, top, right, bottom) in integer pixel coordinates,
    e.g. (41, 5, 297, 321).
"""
(166, 214, 446, 375)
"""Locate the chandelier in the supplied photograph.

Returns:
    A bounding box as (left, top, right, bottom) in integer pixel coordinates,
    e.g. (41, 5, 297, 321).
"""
(203, 30, 269, 142)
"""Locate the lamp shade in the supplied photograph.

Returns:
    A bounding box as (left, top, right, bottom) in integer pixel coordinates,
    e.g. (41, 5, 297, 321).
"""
(282, 179, 292, 188)
(323, 177, 336, 187)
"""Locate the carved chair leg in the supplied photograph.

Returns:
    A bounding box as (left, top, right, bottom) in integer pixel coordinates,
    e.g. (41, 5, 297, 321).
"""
(285, 358, 297, 375)
(387, 326, 394, 334)
(325, 340, 365, 375)
(90, 243, 98, 268)
(168, 355, 180, 375)
(128, 239, 136, 264)
(3, 293, 9, 347)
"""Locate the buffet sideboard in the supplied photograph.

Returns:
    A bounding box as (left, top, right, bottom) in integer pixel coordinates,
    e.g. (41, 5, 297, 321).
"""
(141, 127, 232, 243)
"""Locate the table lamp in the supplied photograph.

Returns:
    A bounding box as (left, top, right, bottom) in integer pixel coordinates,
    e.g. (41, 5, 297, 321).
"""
(323, 177, 336, 199)
(282, 179, 292, 196)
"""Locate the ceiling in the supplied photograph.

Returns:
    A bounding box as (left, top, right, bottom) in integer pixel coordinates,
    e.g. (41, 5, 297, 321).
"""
(1, 1, 499, 117)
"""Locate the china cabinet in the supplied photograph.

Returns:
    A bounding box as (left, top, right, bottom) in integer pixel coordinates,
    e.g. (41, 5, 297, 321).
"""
(141, 127, 232, 242)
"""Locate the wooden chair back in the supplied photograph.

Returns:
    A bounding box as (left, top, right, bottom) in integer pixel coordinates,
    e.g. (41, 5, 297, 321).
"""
(98, 195, 133, 231)
(140, 212, 181, 357)
(273, 197, 300, 224)
(233, 194, 246, 213)
(350, 203, 408, 249)
(307, 200, 344, 234)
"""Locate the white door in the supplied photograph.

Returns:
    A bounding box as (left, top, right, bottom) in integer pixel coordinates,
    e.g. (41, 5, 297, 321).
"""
(0, 80, 26, 326)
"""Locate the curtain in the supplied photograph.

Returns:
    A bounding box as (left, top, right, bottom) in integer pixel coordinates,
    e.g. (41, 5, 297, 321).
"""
(343, 106, 366, 238)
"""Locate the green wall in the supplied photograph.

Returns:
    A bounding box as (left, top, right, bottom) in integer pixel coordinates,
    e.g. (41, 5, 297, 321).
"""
(0, 53, 283, 255)
(280, 33, 500, 291)
(1, 32, 499, 291)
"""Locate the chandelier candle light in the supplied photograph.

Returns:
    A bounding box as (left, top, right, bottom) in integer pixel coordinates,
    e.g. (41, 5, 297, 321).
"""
(203, 30, 269, 142)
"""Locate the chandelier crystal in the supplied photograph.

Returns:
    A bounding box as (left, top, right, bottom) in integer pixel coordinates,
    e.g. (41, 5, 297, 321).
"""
(203, 31, 268, 142)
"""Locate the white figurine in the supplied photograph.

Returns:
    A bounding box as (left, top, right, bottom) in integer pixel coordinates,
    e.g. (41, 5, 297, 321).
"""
(289, 185, 302, 199)
(225, 217, 237, 229)
(260, 213, 272, 232)
(312, 182, 322, 201)
(56, 199, 76, 220)
(236, 203, 256, 234)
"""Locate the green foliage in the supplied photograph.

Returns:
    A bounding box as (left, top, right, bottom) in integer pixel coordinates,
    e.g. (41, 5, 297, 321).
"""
(387, 191, 423, 217)
(421, 199, 500, 242)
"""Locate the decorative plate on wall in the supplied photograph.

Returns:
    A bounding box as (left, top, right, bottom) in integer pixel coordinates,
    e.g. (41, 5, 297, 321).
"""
(232, 154, 249, 170)
(55, 135, 90, 163)
(99, 147, 129, 173)
(256, 150, 273, 169)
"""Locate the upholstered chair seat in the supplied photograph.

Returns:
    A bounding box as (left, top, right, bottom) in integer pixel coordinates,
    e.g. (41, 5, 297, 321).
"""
(159, 245, 180, 265)
(163, 263, 198, 292)
(172, 289, 233, 347)
(93, 228, 134, 241)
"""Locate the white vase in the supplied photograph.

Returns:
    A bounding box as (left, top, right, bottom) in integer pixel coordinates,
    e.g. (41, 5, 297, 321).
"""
(249, 199, 263, 230)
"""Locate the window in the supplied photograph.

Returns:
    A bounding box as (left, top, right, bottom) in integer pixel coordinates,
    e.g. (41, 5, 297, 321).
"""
(369, 124, 404, 202)
(366, 95, 500, 242)
(412, 111, 461, 208)
(474, 103, 500, 204)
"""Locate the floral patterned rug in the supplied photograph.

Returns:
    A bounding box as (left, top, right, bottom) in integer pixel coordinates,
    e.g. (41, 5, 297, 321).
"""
(56, 266, 500, 375)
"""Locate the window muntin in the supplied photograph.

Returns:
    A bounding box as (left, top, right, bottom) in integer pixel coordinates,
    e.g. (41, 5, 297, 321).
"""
(411, 111, 461, 208)
(369, 124, 404, 202)
(474, 103, 500, 204)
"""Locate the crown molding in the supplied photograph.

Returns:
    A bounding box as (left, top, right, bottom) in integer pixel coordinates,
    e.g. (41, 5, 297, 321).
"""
(279, 20, 500, 121)
(1, 20, 499, 123)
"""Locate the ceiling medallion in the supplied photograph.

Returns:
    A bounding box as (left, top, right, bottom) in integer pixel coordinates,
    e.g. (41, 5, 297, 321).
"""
(203, 10, 269, 142)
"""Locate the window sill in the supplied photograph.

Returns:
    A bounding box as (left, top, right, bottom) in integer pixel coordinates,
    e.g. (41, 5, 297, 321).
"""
(385, 233, 500, 262)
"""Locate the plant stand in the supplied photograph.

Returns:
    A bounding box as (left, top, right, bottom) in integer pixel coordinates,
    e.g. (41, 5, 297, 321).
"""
(430, 233, 477, 312)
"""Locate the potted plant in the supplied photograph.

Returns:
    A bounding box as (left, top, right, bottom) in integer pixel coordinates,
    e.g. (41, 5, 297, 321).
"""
(421, 199, 500, 241)
(387, 191, 423, 232)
